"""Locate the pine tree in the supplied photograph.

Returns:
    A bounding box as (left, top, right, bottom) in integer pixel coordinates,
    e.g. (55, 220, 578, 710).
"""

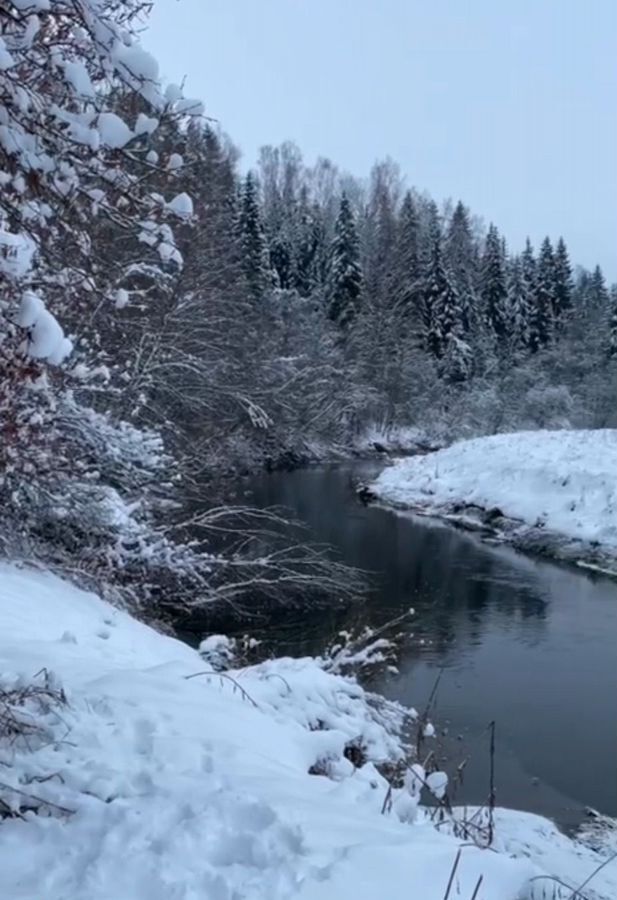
(238, 172, 270, 300)
(553, 237, 573, 324)
(481, 224, 509, 341)
(529, 237, 555, 351)
(326, 193, 363, 328)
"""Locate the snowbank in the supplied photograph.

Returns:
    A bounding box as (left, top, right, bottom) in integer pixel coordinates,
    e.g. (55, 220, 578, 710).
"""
(1, 563, 615, 899)
(371, 430, 617, 567)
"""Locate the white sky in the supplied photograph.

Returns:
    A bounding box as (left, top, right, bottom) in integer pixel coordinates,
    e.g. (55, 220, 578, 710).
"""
(145, 0, 617, 279)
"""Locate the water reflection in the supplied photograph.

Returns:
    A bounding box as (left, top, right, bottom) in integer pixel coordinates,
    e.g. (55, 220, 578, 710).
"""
(244, 462, 617, 825)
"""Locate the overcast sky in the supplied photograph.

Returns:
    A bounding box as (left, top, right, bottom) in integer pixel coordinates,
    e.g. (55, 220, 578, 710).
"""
(146, 0, 617, 279)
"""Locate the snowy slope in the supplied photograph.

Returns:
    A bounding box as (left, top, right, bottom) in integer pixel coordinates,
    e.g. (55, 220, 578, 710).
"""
(1, 564, 615, 899)
(372, 430, 617, 552)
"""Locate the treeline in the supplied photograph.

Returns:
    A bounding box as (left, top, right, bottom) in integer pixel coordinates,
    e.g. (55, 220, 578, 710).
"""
(97, 125, 617, 463)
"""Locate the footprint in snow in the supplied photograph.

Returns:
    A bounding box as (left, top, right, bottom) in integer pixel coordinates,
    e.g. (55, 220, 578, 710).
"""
(59, 630, 78, 643)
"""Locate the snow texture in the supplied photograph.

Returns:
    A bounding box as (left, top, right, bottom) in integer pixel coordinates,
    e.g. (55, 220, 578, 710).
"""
(18, 291, 71, 364)
(96, 112, 134, 149)
(373, 430, 617, 550)
(63, 61, 94, 98)
(167, 191, 194, 219)
(0, 226, 36, 279)
(0, 564, 615, 900)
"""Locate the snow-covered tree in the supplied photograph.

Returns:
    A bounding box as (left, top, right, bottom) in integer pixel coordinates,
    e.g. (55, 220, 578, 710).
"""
(529, 237, 556, 351)
(421, 237, 463, 358)
(481, 225, 509, 342)
(507, 256, 530, 348)
(326, 193, 362, 328)
(445, 201, 477, 331)
(553, 237, 573, 324)
(0, 0, 201, 594)
(393, 190, 420, 317)
(238, 171, 271, 300)
(588, 265, 610, 311)
(608, 289, 617, 358)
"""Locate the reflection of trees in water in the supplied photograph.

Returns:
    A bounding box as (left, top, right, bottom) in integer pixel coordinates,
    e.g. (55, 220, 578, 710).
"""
(236, 465, 553, 661)
(359, 514, 550, 660)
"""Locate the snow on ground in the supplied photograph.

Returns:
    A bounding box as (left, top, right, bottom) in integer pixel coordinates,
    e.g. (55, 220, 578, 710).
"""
(371, 430, 617, 554)
(1, 563, 615, 899)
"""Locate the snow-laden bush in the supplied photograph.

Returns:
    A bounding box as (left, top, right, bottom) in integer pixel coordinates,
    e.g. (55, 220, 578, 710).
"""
(0, 0, 205, 600)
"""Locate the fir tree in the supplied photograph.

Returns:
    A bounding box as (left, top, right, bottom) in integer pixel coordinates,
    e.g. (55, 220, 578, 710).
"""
(238, 172, 270, 300)
(445, 200, 477, 331)
(529, 237, 555, 351)
(422, 237, 463, 358)
(609, 290, 617, 358)
(589, 265, 610, 310)
(507, 256, 530, 348)
(364, 171, 398, 309)
(520, 239, 537, 347)
(293, 187, 321, 296)
(392, 191, 420, 316)
(553, 237, 573, 324)
(481, 224, 509, 341)
(326, 193, 363, 328)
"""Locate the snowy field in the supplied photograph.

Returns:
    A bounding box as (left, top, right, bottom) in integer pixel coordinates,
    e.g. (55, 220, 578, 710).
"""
(371, 430, 617, 564)
(1, 563, 616, 899)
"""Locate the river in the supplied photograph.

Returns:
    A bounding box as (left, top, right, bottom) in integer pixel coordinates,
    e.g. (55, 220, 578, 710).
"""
(241, 460, 617, 830)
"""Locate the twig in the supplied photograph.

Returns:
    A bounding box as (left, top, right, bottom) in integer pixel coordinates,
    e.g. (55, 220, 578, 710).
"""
(488, 720, 496, 846)
(566, 851, 617, 899)
(381, 783, 393, 815)
(183, 670, 259, 707)
(469, 874, 483, 900)
(442, 848, 462, 900)
(0, 781, 75, 818)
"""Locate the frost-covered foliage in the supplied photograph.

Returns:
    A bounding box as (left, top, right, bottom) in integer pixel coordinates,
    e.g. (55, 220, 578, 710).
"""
(0, 0, 205, 597)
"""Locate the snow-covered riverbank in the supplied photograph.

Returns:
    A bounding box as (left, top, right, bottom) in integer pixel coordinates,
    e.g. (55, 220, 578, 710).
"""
(371, 430, 617, 574)
(1, 563, 616, 899)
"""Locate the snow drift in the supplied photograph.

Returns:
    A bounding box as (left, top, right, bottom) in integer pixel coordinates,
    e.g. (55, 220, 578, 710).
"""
(1, 563, 615, 899)
(371, 430, 617, 567)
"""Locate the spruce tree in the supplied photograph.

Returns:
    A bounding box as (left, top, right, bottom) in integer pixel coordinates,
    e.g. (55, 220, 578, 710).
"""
(589, 265, 610, 311)
(238, 172, 270, 301)
(520, 239, 537, 347)
(445, 201, 477, 331)
(293, 187, 321, 296)
(393, 191, 420, 315)
(507, 256, 530, 348)
(529, 237, 555, 351)
(422, 237, 463, 358)
(326, 193, 363, 328)
(364, 173, 398, 309)
(553, 237, 573, 324)
(609, 290, 617, 358)
(481, 224, 509, 341)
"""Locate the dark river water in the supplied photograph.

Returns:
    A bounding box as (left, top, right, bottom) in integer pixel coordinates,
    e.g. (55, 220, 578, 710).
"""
(241, 461, 617, 829)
